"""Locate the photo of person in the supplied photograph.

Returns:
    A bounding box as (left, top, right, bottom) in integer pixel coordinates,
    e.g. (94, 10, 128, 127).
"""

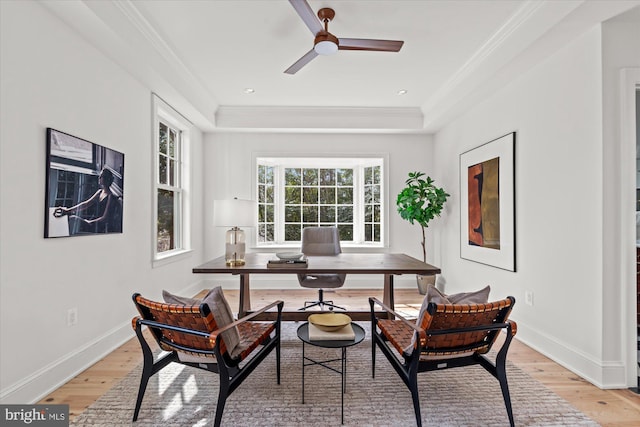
(45, 128, 124, 238)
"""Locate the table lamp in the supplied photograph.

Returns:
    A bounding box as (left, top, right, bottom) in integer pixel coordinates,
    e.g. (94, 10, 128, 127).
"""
(214, 198, 256, 266)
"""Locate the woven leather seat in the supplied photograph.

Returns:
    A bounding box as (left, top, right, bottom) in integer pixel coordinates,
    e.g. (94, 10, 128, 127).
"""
(370, 296, 517, 427)
(131, 292, 283, 427)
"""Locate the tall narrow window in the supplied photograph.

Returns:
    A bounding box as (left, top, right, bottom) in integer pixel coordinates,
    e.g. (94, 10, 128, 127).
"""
(153, 95, 190, 260)
(256, 157, 384, 246)
(257, 164, 275, 243)
(363, 166, 382, 242)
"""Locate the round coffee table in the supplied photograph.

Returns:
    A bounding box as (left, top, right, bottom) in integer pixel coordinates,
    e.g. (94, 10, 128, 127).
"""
(297, 322, 366, 425)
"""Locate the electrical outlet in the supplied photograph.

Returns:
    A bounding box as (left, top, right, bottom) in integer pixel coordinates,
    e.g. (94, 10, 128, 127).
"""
(67, 307, 78, 327)
(524, 291, 534, 307)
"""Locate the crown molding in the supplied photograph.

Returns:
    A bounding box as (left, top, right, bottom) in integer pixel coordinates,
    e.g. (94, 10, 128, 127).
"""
(421, 0, 583, 131)
(215, 106, 426, 133)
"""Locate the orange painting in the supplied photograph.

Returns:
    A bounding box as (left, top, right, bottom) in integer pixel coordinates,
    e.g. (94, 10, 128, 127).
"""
(467, 157, 500, 249)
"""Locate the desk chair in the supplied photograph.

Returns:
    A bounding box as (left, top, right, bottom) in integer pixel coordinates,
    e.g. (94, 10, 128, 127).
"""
(297, 226, 346, 311)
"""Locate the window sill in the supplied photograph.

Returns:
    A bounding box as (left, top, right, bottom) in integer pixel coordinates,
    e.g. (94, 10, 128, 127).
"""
(153, 248, 193, 268)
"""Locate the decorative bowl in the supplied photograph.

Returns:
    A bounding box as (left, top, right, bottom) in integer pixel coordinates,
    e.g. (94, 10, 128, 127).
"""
(276, 252, 304, 261)
(308, 313, 352, 332)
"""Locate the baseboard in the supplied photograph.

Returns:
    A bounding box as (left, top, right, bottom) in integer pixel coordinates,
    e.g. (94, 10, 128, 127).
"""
(0, 322, 132, 404)
(514, 320, 627, 389)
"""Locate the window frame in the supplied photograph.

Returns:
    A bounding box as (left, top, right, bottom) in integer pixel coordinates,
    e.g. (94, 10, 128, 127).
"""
(255, 155, 387, 248)
(152, 95, 192, 264)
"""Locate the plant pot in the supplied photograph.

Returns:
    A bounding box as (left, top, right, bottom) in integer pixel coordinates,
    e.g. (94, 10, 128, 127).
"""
(416, 274, 436, 295)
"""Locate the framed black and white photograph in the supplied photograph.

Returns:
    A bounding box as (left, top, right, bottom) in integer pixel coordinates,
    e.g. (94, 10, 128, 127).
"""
(460, 132, 515, 271)
(44, 128, 124, 238)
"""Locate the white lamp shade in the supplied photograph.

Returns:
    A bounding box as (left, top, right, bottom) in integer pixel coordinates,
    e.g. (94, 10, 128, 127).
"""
(214, 198, 256, 227)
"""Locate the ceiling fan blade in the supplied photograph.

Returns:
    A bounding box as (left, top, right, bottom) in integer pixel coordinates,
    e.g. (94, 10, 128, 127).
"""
(284, 49, 319, 74)
(289, 0, 323, 36)
(338, 38, 404, 52)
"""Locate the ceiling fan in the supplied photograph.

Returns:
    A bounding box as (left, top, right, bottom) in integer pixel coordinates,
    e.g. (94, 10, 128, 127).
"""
(285, 0, 404, 74)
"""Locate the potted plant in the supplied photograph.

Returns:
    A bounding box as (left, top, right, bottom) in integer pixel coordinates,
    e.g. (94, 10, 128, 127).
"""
(396, 171, 450, 294)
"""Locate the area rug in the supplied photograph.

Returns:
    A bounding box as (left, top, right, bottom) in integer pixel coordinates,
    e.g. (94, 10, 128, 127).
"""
(71, 322, 599, 426)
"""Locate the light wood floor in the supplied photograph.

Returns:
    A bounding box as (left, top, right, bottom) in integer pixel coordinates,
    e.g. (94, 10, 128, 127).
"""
(39, 289, 640, 426)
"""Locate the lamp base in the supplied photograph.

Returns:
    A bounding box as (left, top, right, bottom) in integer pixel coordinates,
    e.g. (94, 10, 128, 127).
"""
(225, 227, 246, 267)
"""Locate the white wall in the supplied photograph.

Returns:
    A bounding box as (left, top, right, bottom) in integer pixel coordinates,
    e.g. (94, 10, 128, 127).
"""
(434, 25, 632, 388)
(0, 1, 205, 403)
(601, 11, 640, 387)
(202, 132, 436, 289)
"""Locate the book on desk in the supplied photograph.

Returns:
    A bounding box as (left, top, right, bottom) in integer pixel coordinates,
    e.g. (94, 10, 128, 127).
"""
(308, 322, 356, 341)
(267, 259, 308, 268)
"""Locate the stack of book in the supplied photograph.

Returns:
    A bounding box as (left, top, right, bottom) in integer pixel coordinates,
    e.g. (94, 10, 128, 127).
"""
(308, 322, 356, 341)
(266, 259, 308, 268)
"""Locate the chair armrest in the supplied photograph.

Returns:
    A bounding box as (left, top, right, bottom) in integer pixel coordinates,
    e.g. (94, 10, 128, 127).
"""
(211, 300, 284, 339)
(131, 316, 142, 330)
(369, 297, 427, 345)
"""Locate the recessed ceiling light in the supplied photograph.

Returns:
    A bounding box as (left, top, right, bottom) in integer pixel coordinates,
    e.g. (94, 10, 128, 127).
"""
(397, 89, 408, 95)
(243, 88, 255, 94)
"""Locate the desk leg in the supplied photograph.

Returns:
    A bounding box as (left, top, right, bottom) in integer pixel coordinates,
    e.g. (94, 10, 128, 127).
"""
(238, 274, 251, 318)
(383, 274, 395, 317)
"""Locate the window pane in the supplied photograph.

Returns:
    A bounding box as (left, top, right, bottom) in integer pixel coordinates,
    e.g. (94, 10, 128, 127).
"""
(159, 123, 167, 155)
(337, 206, 353, 222)
(159, 155, 167, 185)
(303, 168, 318, 186)
(169, 128, 176, 157)
(338, 224, 353, 241)
(258, 184, 266, 203)
(364, 185, 372, 203)
(302, 187, 318, 204)
(337, 187, 353, 204)
(303, 205, 318, 222)
(319, 205, 335, 222)
(364, 204, 372, 222)
(265, 185, 274, 203)
(373, 204, 380, 222)
(265, 205, 274, 222)
(265, 166, 274, 184)
(373, 166, 380, 184)
(319, 187, 335, 204)
(320, 169, 335, 185)
(157, 189, 174, 252)
(365, 224, 372, 241)
(285, 168, 302, 185)
(266, 224, 274, 241)
(285, 224, 301, 241)
(337, 169, 353, 185)
(258, 205, 265, 222)
(285, 187, 301, 204)
(374, 224, 381, 241)
(372, 185, 380, 203)
(285, 205, 301, 222)
(365, 166, 373, 184)
(169, 159, 176, 186)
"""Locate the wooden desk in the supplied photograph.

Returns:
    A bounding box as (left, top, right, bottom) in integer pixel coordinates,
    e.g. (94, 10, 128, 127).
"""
(193, 253, 440, 321)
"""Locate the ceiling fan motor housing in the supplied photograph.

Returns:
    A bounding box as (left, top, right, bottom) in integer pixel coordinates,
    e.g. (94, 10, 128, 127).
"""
(314, 31, 339, 55)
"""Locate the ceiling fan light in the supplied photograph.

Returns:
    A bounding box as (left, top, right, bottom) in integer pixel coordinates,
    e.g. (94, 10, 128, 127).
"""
(314, 40, 338, 55)
(314, 32, 339, 55)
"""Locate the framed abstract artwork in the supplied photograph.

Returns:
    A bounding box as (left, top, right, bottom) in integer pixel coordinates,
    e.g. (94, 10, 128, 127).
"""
(44, 128, 125, 238)
(460, 132, 515, 271)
